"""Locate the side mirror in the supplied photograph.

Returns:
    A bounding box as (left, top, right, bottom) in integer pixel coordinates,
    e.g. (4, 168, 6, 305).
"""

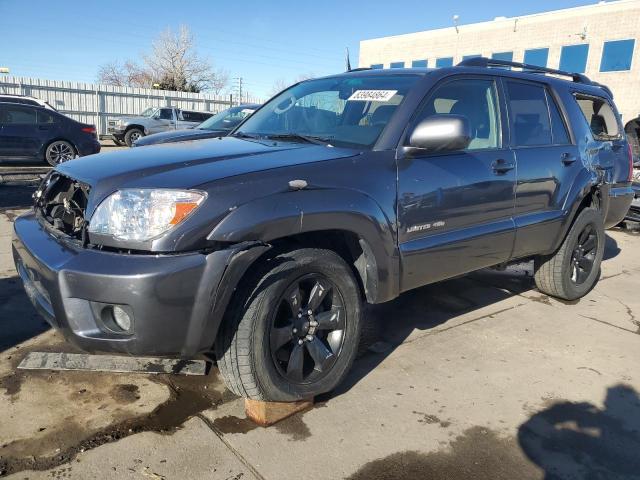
(408, 114, 471, 153)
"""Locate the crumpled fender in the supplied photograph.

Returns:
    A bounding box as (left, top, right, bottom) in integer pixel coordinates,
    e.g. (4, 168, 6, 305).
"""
(207, 188, 400, 303)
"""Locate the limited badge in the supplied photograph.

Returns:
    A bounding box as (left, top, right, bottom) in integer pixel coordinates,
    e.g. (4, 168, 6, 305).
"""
(347, 90, 398, 102)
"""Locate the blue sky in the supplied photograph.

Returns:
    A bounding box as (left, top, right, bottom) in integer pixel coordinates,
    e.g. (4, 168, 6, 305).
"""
(0, 0, 600, 98)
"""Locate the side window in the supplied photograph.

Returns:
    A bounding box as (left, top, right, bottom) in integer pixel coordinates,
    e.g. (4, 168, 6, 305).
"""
(159, 108, 173, 120)
(574, 95, 620, 139)
(546, 92, 570, 145)
(2, 106, 37, 124)
(413, 78, 500, 151)
(506, 81, 552, 147)
(38, 110, 56, 124)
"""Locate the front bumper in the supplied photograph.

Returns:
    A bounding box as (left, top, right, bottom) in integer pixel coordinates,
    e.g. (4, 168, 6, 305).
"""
(604, 185, 634, 228)
(12, 211, 267, 357)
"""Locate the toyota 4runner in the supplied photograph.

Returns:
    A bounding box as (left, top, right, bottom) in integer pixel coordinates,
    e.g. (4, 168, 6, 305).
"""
(13, 58, 634, 401)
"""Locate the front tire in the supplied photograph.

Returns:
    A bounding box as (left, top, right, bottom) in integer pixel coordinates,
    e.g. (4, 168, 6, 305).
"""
(124, 128, 143, 147)
(215, 248, 362, 401)
(534, 208, 605, 300)
(113, 137, 126, 146)
(45, 140, 76, 166)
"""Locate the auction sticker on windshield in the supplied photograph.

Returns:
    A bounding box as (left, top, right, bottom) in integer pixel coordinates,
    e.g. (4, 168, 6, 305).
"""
(348, 90, 398, 102)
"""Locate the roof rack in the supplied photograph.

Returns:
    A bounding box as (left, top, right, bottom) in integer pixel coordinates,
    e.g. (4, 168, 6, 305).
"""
(457, 57, 592, 84)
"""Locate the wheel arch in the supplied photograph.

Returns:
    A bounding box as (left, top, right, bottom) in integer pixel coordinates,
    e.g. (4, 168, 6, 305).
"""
(548, 170, 602, 254)
(208, 189, 400, 304)
(40, 137, 78, 161)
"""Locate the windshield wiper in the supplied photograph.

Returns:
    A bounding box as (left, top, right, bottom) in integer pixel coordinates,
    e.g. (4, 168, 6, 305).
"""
(265, 133, 333, 146)
(232, 131, 261, 139)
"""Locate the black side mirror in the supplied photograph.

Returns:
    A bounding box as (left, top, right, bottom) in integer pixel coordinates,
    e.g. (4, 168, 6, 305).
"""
(408, 114, 471, 153)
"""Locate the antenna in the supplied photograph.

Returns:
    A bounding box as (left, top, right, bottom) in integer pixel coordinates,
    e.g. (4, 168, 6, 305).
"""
(453, 14, 460, 34)
(345, 47, 352, 72)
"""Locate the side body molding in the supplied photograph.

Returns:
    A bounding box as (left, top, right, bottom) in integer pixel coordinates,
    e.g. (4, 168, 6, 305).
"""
(207, 188, 400, 303)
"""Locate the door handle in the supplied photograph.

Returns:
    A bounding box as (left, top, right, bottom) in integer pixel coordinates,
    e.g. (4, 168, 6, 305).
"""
(38, 125, 50, 130)
(561, 152, 577, 165)
(492, 159, 515, 174)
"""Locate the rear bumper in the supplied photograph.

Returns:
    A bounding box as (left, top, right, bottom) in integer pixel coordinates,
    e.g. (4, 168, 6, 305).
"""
(625, 187, 640, 222)
(12, 211, 268, 357)
(76, 138, 101, 157)
(604, 185, 634, 228)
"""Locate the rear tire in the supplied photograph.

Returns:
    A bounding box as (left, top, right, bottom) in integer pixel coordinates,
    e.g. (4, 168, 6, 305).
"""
(534, 208, 605, 300)
(124, 128, 143, 147)
(45, 140, 76, 166)
(215, 248, 362, 401)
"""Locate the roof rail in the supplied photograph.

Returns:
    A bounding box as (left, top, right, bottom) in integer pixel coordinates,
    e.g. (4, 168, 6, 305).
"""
(457, 56, 592, 84)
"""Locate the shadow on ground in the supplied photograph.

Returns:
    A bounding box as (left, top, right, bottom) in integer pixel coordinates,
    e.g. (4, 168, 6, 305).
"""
(0, 275, 49, 352)
(327, 232, 621, 401)
(346, 384, 640, 480)
(519, 384, 640, 479)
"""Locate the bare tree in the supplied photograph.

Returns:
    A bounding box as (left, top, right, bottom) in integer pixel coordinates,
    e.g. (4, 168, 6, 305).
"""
(97, 25, 228, 93)
(210, 68, 230, 95)
(269, 72, 315, 97)
(97, 61, 153, 88)
(269, 78, 290, 96)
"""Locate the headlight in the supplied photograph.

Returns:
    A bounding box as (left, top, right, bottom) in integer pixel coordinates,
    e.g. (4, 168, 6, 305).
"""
(88, 189, 206, 241)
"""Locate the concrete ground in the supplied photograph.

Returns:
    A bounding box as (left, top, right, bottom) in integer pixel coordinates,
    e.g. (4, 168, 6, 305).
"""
(1, 182, 639, 479)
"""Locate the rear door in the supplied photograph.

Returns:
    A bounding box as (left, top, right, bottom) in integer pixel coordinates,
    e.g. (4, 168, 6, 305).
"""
(504, 79, 580, 258)
(0, 104, 40, 159)
(397, 76, 517, 291)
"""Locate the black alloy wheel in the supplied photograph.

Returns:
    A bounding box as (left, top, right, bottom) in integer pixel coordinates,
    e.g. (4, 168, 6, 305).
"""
(270, 274, 346, 384)
(569, 224, 598, 285)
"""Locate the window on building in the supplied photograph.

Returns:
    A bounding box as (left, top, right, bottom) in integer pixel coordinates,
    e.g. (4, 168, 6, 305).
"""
(524, 48, 549, 67)
(462, 54, 481, 61)
(506, 81, 552, 147)
(492, 51, 513, 62)
(390, 61, 405, 69)
(435, 57, 453, 68)
(412, 78, 500, 150)
(559, 44, 589, 73)
(370, 64, 384, 69)
(600, 39, 635, 72)
(412, 59, 428, 68)
(575, 94, 620, 139)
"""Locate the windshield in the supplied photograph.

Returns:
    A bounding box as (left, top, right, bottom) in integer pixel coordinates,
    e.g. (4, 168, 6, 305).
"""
(140, 107, 159, 117)
(199, 106, 256, 131)
(234, 75, 420, 148)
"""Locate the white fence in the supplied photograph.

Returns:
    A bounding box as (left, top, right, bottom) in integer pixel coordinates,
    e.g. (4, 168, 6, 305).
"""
(0, 76, 261, 136)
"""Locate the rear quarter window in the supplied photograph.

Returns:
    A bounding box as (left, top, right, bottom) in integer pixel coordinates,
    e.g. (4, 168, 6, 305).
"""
(574, 94, 620, 140)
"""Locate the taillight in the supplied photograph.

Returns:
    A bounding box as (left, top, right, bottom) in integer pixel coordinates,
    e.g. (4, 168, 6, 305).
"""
(81, 126, 96, 134)
(628, 142, 634, 181)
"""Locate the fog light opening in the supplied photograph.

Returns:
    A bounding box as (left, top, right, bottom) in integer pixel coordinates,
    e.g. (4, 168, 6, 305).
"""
(106, 305, 132, 332)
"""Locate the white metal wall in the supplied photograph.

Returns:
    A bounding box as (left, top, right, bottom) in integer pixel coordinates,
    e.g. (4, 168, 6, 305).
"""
(0, 76, 262, 135)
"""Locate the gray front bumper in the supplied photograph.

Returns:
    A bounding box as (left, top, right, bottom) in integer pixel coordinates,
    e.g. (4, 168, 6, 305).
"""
(12, 211, 266, 358)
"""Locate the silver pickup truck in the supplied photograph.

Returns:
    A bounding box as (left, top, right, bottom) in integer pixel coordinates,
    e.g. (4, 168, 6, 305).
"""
(107, 107, 214, 146)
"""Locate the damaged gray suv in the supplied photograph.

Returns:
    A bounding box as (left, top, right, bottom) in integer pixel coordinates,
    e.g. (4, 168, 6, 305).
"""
(13, 58, 634, 401)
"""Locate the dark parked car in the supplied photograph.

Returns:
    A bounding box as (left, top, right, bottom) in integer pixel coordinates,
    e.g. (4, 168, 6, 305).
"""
(13, 58, 634, 402)
(0, 102, 100, 165)
(133, 104, 261, 147)
(0, 94, 57, 110)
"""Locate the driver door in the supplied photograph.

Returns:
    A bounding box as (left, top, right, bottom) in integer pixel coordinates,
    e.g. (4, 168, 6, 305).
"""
(398, 76, 516, 292)
(148, 108, 175, 134)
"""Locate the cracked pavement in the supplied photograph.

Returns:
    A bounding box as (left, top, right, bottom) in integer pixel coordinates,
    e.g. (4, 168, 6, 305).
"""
(1, 192, 639, 479)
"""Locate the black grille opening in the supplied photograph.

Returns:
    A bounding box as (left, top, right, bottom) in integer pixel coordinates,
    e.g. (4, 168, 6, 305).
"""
(35, 173, 90, 240)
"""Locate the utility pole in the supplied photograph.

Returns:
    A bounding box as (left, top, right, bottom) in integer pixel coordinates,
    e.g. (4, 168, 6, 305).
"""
(233, 77, 243, 105)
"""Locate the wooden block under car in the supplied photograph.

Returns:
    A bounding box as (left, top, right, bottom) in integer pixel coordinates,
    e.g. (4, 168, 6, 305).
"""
(245, 398, 314, 426)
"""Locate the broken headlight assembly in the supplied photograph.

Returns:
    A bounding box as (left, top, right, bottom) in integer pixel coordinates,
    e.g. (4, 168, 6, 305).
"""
(88, 189, 206, 242)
